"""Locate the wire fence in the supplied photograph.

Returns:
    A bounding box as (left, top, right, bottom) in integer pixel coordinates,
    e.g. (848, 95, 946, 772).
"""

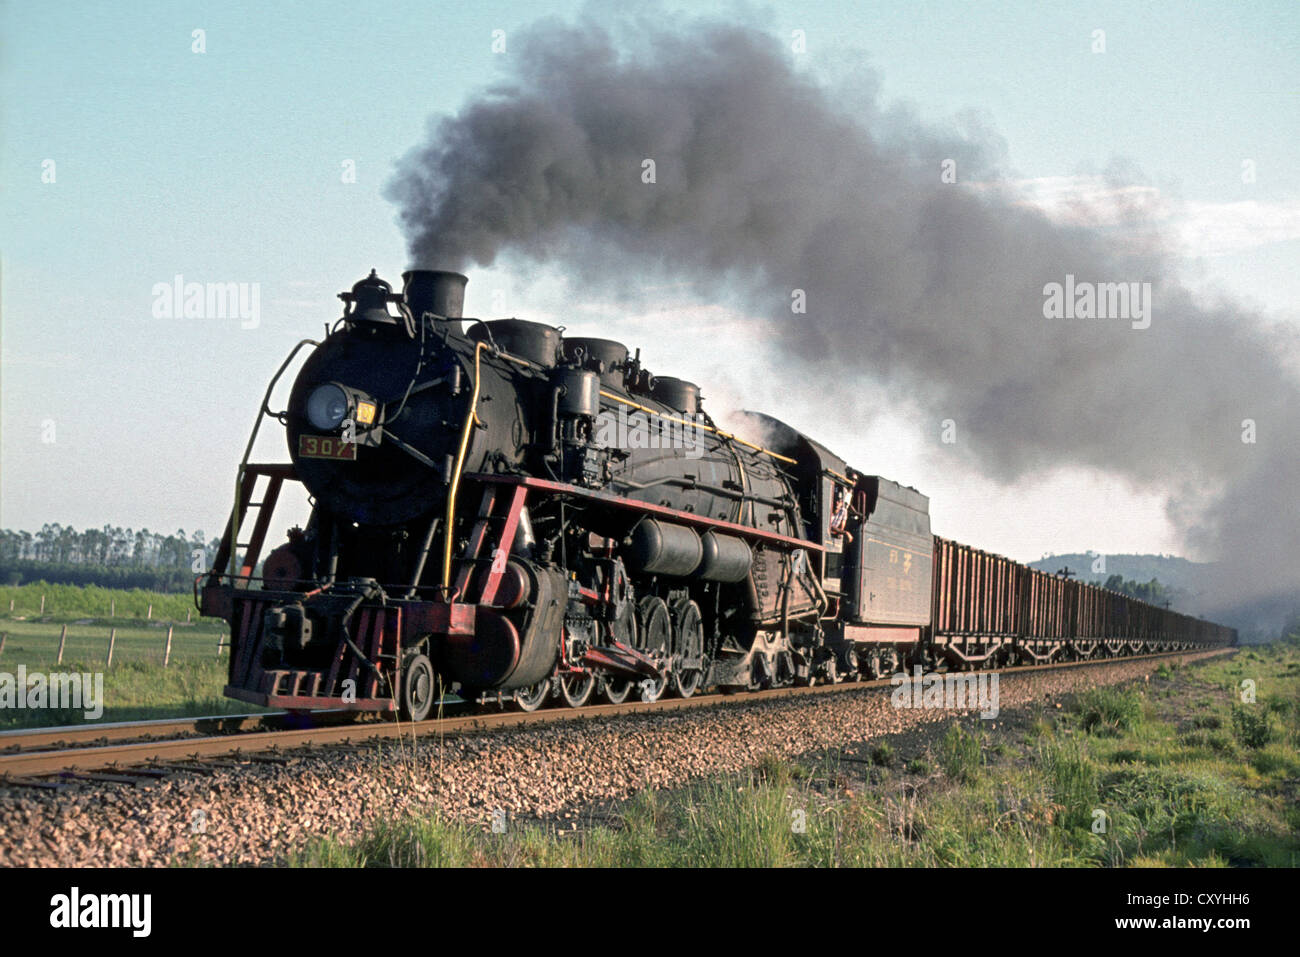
(0, 589, 228, 669)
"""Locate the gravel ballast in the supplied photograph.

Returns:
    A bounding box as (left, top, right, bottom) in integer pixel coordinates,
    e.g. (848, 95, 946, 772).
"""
(0, 653, 1226, 866)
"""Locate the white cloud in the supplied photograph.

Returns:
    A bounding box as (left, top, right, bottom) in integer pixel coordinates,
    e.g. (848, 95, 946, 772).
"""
(973, 175, 1300, 257)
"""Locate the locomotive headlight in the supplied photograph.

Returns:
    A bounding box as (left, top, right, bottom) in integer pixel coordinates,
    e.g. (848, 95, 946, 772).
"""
(306, 383, 349, 431)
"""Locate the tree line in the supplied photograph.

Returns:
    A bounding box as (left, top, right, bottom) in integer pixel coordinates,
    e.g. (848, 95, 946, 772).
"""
(1, 525, 222, 593)
(1102, 575, 1183, 608)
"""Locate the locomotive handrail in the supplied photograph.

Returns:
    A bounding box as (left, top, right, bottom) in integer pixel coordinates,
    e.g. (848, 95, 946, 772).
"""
(443, 341, 488, 589)
(436, 329, 557, 594)
(227, 339, 320, 580)
(467, 473, 822, 551)
(596, 390, 797, 465)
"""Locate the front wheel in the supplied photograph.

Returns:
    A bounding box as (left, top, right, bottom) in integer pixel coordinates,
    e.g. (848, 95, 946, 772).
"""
(400, 653, 438, 722)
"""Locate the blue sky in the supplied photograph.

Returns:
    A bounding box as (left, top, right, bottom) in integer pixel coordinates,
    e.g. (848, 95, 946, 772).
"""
(2, 0, 1297, 562)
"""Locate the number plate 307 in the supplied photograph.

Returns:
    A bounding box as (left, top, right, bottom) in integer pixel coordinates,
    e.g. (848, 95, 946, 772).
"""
(298, 434, 356, 460)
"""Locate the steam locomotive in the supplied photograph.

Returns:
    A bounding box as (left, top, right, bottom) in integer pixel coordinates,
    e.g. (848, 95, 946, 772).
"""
(198, 268, 1235, 720)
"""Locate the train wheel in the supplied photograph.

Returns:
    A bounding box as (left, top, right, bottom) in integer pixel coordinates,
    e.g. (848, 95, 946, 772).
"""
(671, 600, 705, 699)
(674, 664, 704, 698)
(400, 654, 438, 723)
(559, 672, 595, 708)
(636, 597, 671, 702)
(602, 677, 632, 705)
(513, 680, 550, 712)
(839, 647, 860, 682)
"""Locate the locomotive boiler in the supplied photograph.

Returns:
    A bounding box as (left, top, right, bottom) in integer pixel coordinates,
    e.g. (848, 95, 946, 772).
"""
(199, 268, 1235, 721)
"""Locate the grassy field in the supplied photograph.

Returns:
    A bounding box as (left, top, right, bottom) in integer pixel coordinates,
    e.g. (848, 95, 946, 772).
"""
(291, 637, 1300, 867)
(0, 581, 200, 622)
(0, 619, 225, 669)
(0, 582, 249, 729)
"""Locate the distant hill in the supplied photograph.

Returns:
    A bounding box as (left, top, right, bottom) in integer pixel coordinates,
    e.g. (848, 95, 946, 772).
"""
(1028, 553, 1213, 597)
(1031, 554, 1296, 644)
(1028, 553, 1216, 621)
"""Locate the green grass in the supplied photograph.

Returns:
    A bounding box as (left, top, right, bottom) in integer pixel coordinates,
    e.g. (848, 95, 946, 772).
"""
(0, 581, 199, 622)
(937, 724, 983, 783)
(1037, 736, 1099, 829)
(1231, 705, 1272, 749)
(292, 780, 826, 867)
(290, 636, 1300, 868)
(1074, 685, 1144, 736)
(0, 619, 225, 670)
(0, 584, 245, 728)
(870, 741, 897, 767)
(0, 658, 256, 729)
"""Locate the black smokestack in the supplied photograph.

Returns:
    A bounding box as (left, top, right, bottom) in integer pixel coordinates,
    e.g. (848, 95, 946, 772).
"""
(387, 12, 1299, 633)
(402, 269, 467, 320)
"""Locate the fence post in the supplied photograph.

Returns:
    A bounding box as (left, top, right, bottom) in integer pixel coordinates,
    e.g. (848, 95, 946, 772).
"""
(106, 628, 116, 667)
(110, 597, 116, 617)
(186, 608, 192, 623)
(216, 633, 224, 658)
(40, 593, 46, 614)
(7, 598, 13, 611)
(56, 624, 68, 665)
(0, 632, 6, 657)
(163, 625, 173, 667)
(147, 603, 153, 620)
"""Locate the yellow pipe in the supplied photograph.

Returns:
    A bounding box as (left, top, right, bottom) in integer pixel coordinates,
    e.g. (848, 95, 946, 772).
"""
(443, 342, 486, 589)
(597, 390, 797, 465)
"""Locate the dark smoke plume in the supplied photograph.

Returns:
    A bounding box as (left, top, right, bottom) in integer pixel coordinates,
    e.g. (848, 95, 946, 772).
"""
(388, 11, 1299, 633)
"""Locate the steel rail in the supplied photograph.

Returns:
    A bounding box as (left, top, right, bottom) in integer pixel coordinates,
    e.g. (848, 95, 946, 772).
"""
(0, 709, 369, 753)
(0, 649, 1231, 779)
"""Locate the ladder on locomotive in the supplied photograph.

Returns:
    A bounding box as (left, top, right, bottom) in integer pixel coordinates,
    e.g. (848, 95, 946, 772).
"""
(211, 465, 294, 583)
(451, 483, 529, 605)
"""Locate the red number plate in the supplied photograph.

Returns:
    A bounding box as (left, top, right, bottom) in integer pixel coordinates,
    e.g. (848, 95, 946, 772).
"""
(298, 434, 356, 460)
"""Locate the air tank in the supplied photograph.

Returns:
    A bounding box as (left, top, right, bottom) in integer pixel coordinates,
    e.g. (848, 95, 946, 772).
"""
(696, 531, 752, 582)
(625, 519, 703, 577)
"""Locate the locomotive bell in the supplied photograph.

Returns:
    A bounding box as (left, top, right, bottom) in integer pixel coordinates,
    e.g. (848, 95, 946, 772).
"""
(340, 269, 402, 327)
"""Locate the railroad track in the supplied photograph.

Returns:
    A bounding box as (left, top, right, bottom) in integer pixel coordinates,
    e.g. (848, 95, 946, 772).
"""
(0, 648, 1231, 784)
(0, 708, 376, 753)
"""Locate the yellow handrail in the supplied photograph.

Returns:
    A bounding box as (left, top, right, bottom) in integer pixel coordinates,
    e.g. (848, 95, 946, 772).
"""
(442, 342, 487, 589)
(597, 390, 797, 465)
